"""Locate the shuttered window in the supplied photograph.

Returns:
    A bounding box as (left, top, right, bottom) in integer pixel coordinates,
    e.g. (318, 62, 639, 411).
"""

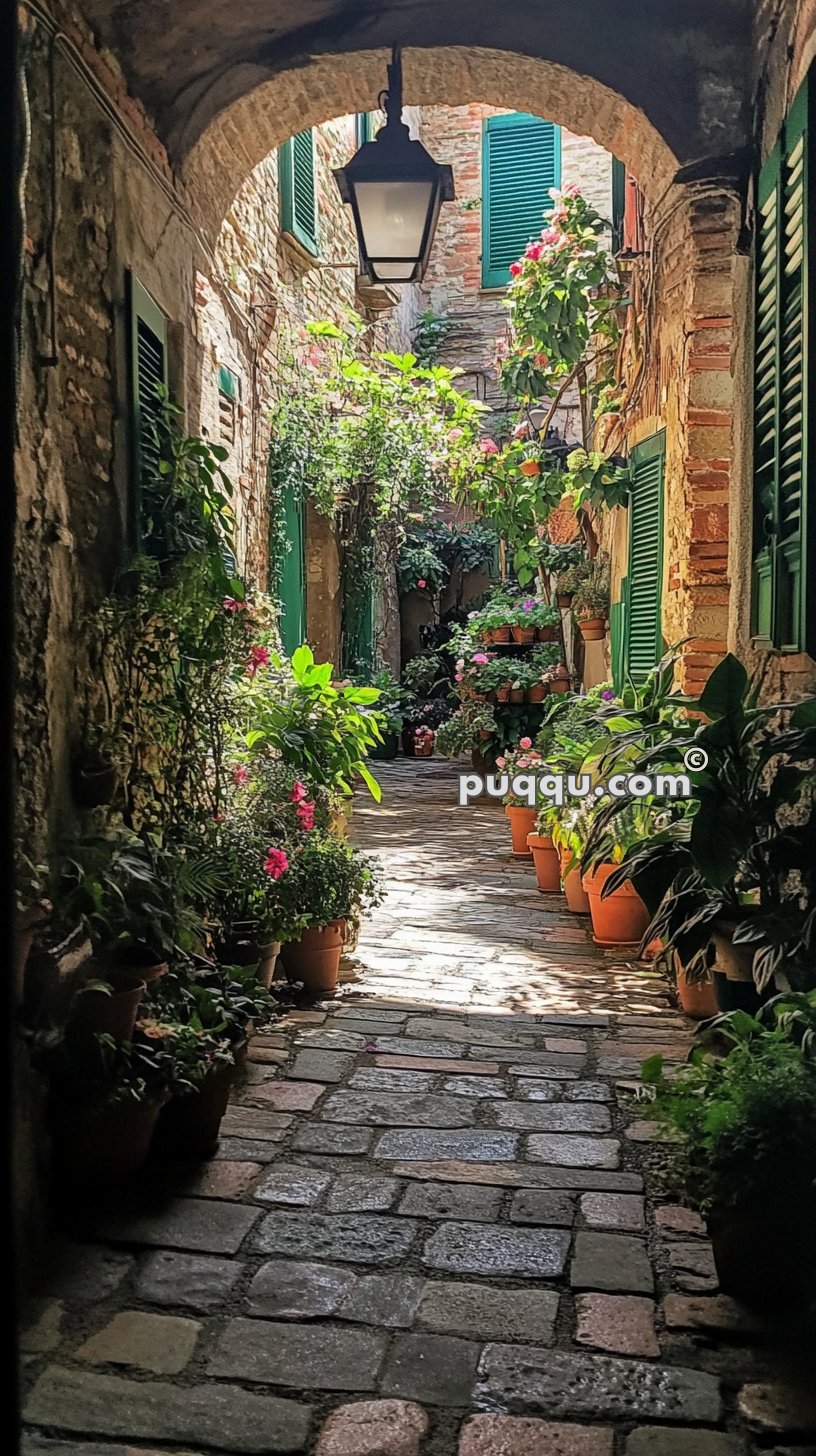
(127, 272, 168, 546)
(481, 113, 561, 288)
(280, 129, 319, 257)
(751, 71, 814, 654)
(625, 431, 665, 682)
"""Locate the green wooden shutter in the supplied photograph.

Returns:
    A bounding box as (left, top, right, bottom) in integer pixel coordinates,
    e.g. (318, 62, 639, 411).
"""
(127, 272, 168, 546)
(280, 129, 319, 256)
(611, 157, 626, 254)
(751, 70, 814, 654)
(481, 114, 561, 287)
(275, 483, 306, 656)
(625, 431, 665, 683)
(356, 113, 375, 145)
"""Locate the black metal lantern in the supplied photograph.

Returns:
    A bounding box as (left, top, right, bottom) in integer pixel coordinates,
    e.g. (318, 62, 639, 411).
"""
(334, 45, 454, 284)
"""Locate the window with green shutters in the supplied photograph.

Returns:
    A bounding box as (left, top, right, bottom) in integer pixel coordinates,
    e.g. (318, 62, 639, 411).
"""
(280, 129, 319, 257)
(126, 271, 168, 547)
(624, 431, 665, 683)
(751, 69, 814, 655)
(481, 113, 561, 288)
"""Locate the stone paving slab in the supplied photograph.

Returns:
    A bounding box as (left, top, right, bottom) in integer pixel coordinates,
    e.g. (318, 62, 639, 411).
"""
(208, 1316, 387, 1391)
(254, 1210, 418, 1264)
(422, 1221, 571, 1278)
(475, 1345, 721, 1423)
(24, 1367, 311, 1452)
(89, 1198, 259, 1254)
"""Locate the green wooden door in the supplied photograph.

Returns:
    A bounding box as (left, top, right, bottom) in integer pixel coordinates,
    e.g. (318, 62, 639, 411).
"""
(277, 484, 306, 656)
(624, 431, 665, 682)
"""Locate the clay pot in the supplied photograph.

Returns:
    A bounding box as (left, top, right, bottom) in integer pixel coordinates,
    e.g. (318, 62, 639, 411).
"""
(71, 971, 146, 1042)
(369, 732, 399, 760)
(527, 683, 548, 703)
(159, 1058, 238, 1157)
(711, 919, 761, 1013)
(109, 942, 168, 984)
(527, 833, 561, 892)
(496, 684, 512, 703)
(413, 739, 434, 758)
(674, 954, 717, 1020)
(282, 919, 346, 996)
(556, 593, 574, 608)
(536, 626, 556, 642)
(707, 1202, 816, 1309)
(511, 625, 536, 644)
(505, 805, 537, 857)
(15, 902, 50, 1005)
(52, 1094, 165, 1183)
(509, 687, 525, 704)
(477, 728, 492, 741)
(257, 940, 281, 987)
(549, 674, 570, 695)
(579, 616, 607, 642)
(490, 625, 512, 644)
(73, 763, 119, 808)
(583, 863, 650, 946)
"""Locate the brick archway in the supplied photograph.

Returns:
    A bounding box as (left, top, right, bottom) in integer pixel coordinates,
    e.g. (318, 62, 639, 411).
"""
(182, 46, 680, 248)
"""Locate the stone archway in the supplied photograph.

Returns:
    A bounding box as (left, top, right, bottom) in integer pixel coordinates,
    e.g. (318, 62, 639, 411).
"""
(183, 46, 682, 249)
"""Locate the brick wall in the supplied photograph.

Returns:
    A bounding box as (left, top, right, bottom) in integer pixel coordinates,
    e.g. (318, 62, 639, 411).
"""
(416, 104, 613, 437)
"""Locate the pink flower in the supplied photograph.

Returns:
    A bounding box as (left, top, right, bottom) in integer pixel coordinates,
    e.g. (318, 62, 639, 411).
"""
(472, 652, 489, 665)
(512, 420, 529, 439)
(509, 261, 523, 277)
(296, 800, 315, 830)
(232, 765, 249, 786)
(448, 427, 463, 441)
(247, 644, 270, 675)
(479, 438, 499, 455)
(454, 672, 464, 682)
(525, 241, 543, 261)
(564, 182, 581, 197)
(519, 737, 532, 750)
(417, 579, 427, 589)
(290, 781, 308, 803)
(223, 596, 247, 613)
(517, 757, 530, 769)
(540, 227, 560, 246)
(263, 847, 289, 879)
(495, 755, 506, 769)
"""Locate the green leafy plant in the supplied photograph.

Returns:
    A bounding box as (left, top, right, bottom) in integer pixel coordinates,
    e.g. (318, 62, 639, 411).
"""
(401, 652, 450, 698)
(273, 833, 384, 936)
(573, 557, 610, 618)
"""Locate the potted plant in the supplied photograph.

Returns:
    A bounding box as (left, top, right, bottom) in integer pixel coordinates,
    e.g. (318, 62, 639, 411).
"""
(531, 601, 560, 643)
(401, 697, 454, 755)
(435, 703, 496, 759)
(277, 834, 384, 995)
(509, 599, 539, 645)
(527, 812, 561, 893)
(15, 851, 51, 1005)
(643, 1001, 816, 1307)
(499, 743, 547, 857)
(555, 557, 590, 608)
(362, 670, 405, 760)
(573, 559, 610, 641)
(142, 1016, 237, 1157)
(544, 662, 571, 696)
(673, 951, 718, 1021)
(70, 968, 147, 1043)
(546, 805, 591, 913)
(579, 800, 653, 946)
(42, 1032, 173, 1183)
(412, 725, 435, 757)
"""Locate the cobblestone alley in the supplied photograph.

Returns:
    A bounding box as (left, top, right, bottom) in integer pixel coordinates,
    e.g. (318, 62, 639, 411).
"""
(20, 763, 816, 1456)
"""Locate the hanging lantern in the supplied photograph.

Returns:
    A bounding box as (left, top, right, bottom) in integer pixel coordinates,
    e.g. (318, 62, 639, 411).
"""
(334, 45, 454, 284)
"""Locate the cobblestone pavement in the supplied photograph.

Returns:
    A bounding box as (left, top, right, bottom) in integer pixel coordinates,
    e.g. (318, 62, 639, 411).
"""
(20, 762, 816, 1454)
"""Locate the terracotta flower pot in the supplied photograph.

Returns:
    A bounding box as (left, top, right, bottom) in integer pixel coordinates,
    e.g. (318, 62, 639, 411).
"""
(509, 688, 525, 704)
(505, 805, 537, 857)
(549, 674, 570, 695)
(71, 971, 147, 1042)
(413, 739, 434, 758)
(674, 954, 717, 1020)
(52, 1094, 165, 1183)
(159, 1058, 238, 1156)
(527, 833, 561, 892)
(110, 942, 168, 984)
(527, 683, 548, 703)
(496, 684, 511, 703)
(536, 626, 556, 642)
(707, 1202, 816, 1309)
(257, 940, 281, 987)
(711, 919, 761, 1012)
(556, 593, 574, 607)
(490, 626, 512, 644)
(579, 616, 607, 642)
(559, 847, 590, 912)
(477, 728, 492, 741)
(583, 863, 650, 946)
(282, 919, 346, 995)
(511, 625, 536, 644)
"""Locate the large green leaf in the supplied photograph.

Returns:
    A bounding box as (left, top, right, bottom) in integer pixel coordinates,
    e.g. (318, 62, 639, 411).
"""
(697, 653, 748, 721)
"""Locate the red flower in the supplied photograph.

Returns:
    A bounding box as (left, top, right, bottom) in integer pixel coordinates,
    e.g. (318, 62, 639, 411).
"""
(223, 596, 248, 613)
(263, 847, 289, 879)
(296, 800, 315, 831)
(509, 261, 523, 277)
(417, 579, 427, 589)
(290, 781, 308, 803)
(232, 765, 249, 786)
(246, 643, 270, 678)
(480, 438, 500, 456)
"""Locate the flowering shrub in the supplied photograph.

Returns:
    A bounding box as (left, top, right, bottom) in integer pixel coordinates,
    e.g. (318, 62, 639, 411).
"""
(273, 833, 384, 936)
